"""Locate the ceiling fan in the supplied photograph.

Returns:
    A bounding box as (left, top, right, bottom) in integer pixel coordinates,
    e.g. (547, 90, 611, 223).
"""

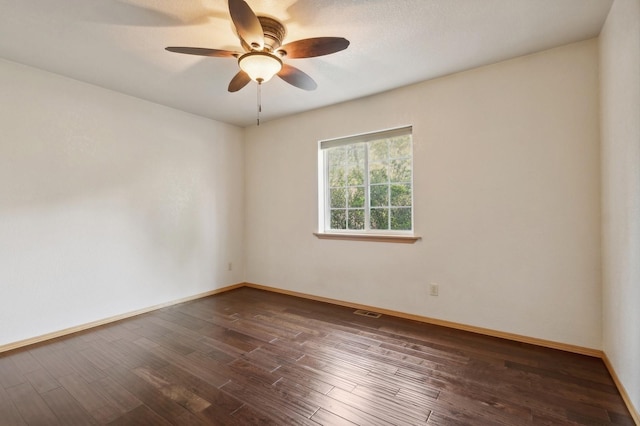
(165, 0, 350, 93)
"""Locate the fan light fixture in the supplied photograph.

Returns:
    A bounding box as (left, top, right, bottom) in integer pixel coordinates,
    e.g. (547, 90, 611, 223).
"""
(165, 0, 350, 125)
(238, 51, 282, 83)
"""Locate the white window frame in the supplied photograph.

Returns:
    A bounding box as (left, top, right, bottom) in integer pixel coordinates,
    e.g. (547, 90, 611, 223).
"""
(317, 125, 414, 237)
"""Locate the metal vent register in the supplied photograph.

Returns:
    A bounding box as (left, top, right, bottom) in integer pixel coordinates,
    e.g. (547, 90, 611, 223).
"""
(353, 309, 382, 319)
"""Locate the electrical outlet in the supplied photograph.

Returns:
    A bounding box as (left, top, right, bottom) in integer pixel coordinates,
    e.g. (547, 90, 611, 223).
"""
(228, 262, 233, 271)
(430, 283, 439, 296)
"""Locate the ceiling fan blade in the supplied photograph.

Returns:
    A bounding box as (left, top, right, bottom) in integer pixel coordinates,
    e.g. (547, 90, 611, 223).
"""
(165, 47, 238, 58)
(278, 37, 350, 59)
(228, 0, 264, 50)
(228, 70, 252, 92)
(277, 64, 317, 91)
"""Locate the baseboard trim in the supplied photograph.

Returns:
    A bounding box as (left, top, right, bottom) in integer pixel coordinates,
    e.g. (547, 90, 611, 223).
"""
(603, 353, 640, 425)
(0, 283, 245, 354)
(244, 282, 602, 358)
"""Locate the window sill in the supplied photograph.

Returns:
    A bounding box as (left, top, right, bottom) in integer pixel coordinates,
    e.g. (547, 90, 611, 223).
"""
(313, 232, 421, 244)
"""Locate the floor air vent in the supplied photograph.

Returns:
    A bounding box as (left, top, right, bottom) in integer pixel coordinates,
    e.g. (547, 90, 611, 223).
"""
(353, 309, 382, 318)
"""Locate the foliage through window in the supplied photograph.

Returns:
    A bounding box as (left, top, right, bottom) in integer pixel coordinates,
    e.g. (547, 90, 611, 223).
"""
(320, 126, 413, 233)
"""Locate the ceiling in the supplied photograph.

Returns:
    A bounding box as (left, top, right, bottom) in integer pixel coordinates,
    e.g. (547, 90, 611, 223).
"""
(0, 0, 613, 127)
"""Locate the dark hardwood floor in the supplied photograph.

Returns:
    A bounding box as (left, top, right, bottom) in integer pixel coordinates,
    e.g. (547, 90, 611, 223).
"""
(0, 287, 634, 425)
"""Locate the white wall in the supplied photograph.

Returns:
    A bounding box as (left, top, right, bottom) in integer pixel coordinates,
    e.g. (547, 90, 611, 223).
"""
(245, 40, 602, 349)
(0, 59, 244, 347)
(600, 0, 640, 415)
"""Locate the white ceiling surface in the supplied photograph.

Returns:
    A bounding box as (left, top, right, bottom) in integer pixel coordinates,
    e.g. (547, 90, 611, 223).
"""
(0, 0, 612, 127)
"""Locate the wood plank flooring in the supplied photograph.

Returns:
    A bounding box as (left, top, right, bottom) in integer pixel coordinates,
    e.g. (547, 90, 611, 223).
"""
(0, 287, 634, 425)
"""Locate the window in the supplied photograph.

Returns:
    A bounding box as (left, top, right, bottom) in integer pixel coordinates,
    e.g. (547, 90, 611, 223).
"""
(319, 126, 413, 235)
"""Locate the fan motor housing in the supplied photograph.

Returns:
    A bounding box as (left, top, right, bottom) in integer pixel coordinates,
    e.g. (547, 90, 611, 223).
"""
(258, 16, 286, 52)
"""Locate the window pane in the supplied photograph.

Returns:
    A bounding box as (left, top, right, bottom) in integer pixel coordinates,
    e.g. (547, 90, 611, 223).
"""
(390, 136, 411, 157)
(369, 162, 388, 184)
(329, 165, 346, 187)
(347, 165, 364, 186)
(389, 158, 411, 182)
(390, 208, 412, 230)
(370, 184, 389, 207)
(330, 188, 346, 208)
(369, 139, 388, 162)
(390, 183, 411, 207)
(348, 187, 365, 208)
(327, 146, 346, 163)
(330, 209, 346, 229)
(370, 208, 389, 230)
(347, 144, 364, 164)
(348, 209, 365, 230)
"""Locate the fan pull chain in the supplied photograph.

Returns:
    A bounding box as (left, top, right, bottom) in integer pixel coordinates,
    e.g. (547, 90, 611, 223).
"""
(257, 81, 262, 126)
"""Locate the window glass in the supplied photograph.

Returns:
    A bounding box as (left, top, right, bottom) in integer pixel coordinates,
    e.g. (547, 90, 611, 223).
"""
(320, 126, 413, 233)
